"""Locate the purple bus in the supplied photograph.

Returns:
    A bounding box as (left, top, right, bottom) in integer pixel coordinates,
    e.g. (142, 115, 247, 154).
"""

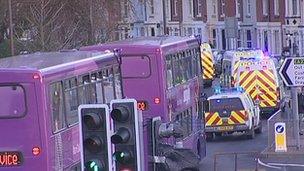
(0, 50, 123, 170)
(81, 36, 206, 170)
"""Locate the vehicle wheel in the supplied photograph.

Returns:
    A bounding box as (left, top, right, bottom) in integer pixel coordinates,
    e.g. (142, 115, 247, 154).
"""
(246, 127, 255, 139)
(255, 122, 262, 134)
(206, 133, 214, 141)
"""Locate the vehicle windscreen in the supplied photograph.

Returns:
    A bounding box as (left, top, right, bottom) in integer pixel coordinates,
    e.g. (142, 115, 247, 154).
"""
(209, 97, 244, 113)
(0, 85, 26, 118)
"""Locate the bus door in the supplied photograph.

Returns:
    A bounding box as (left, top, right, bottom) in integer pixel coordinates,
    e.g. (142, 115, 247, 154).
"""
(0, 81, 43, 170)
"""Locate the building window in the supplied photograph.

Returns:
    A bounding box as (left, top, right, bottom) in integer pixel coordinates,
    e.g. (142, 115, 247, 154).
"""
(212, 29, 217, 48)
(197, 28, 202, 36)
(274, 0, 279, 16)
(274, 30, 280, 54)
(174, 0, 178, 16)
(189, 0, 193, 15)
(174, 28, 179, 36)
(262, 0, 268, 15)
(150, 0, 154, 15)
(123, 0, 128, 18)
(151, 27, 155, 36)
(237, 30, 241, 48)
(220, 0, 225, 17)
(187, 27, 193, 35)
(212, 0, 216, 15)
(193, 0, 202, 17)
(236, 0, 241, 18)
(264, 31, 268, 51)
(222, 29, 226, 50)
(292, 0, 298, 16)
(246, 30, 252, 48)
(247, 0, 251, 16)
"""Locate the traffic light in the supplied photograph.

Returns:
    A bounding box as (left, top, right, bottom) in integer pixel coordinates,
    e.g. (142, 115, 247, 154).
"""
(110, 99, 143, 171)
(78, 104, 112, 171)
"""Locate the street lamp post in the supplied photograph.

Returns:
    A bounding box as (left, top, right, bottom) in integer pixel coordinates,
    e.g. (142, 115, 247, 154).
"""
(8, 0, 14, 56)
(162, 0, 167, 35)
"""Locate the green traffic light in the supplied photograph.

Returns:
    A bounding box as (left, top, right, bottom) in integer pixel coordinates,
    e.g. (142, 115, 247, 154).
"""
(85, 160, 103, 171)
(113, 151, 132, 164)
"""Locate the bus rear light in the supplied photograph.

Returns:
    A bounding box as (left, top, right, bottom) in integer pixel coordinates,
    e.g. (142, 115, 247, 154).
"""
(33, 74, 40, 80)
(32, 147, 40, 156)
(154, 98, 160, 104)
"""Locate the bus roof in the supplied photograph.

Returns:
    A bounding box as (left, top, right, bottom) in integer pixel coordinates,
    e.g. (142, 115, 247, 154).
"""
(84, 36, 198, 48)
(0, 50, 114, 74)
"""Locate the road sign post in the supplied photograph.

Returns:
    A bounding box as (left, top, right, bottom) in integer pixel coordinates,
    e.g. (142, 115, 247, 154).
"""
(275, 122, 287, 152)
(279, 58, 303, 149)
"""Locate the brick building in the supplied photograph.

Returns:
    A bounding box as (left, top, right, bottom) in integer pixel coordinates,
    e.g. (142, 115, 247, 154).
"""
(118, 0, 304, 56)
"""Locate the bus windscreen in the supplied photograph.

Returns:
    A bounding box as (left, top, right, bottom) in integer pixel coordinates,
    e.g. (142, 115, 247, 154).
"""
(0, 85, 26, 118)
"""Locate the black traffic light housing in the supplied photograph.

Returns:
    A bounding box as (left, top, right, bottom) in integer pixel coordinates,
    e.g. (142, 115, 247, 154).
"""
(110, 99, 143, 171)
(78, 104, 112, 171)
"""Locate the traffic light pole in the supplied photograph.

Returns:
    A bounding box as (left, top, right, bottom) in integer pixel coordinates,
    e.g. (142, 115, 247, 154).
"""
(291, 87, 300, 149)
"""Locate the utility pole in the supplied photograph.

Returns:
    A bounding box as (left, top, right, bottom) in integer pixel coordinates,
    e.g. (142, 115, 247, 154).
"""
(8, 0, 14, 56)
(162, 0, 167, 35)
(291, 87, 300, 149)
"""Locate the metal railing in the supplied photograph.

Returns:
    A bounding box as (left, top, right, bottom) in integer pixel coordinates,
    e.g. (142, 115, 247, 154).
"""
(214, 151, 259, 171)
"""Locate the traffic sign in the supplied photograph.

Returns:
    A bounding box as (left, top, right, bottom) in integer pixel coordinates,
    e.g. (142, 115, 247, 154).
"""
(274, 122, 287, 152)
(279, 57, 304, 86)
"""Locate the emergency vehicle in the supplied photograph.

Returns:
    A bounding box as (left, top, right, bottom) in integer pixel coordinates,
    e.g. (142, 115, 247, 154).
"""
(221, 49, 264, 87)
(200, 43, 214, 87)
(204, 87, 262, 140)
(235, 56, 281, 115)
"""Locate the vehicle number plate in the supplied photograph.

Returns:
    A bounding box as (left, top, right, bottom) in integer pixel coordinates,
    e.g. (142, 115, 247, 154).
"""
(218, 126, 234, 131)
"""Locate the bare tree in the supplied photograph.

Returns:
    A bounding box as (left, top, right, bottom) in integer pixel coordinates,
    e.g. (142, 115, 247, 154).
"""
(13, 0, 80, 52)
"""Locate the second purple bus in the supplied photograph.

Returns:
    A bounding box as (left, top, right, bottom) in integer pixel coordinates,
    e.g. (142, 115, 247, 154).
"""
(81, 36, 206, 170)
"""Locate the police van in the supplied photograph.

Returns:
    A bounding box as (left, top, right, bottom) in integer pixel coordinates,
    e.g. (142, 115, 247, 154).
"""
(200, 43, 215, 87)
(204, 87, 262, 140)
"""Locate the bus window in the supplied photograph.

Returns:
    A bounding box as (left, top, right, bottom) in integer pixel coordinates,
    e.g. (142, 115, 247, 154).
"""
(183, 51, 192, 80)
(114, 66, 123, 99)
(78, 74, 97, 104)
(173, 53, 184, 85)
(166, 55, 173, 88)
(96, 71, 105, 103)
(64, 78, 79, 126)
(103, 67, 115, 103)
(0, 85, 26, 118)
(50, 82, 66, 133)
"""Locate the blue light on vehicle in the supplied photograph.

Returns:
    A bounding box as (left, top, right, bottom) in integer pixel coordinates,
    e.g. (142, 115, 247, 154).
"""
(214, 86, 244, 94)
(236, 86, 245, 93)
(214, 86, 221, 94)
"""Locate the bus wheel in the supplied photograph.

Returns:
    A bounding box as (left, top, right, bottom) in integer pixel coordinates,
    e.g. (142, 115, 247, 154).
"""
(206, 133, 214, 141)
